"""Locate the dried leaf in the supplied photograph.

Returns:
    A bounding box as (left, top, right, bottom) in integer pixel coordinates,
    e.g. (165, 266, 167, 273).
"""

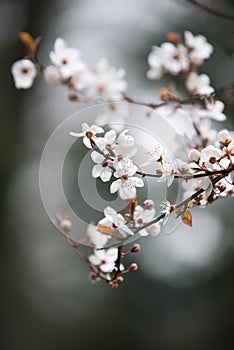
(97, 225, 115, 236)
(18, 32, 41, 57)
(182, 210, 193, 227)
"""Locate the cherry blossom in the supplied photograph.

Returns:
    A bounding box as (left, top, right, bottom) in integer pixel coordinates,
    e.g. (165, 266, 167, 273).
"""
(11, 59, 37, 89)
(218, 130, 233, 147)
(86, 223, 110, 248)
(84, 58, 127, 101)
(98, 206, 133, 238)
(182, 177, 212, 206)
(49, 38, 86, 80)
(184, 31, 213, 65)
(197, 100, 226, 121)
(88, 248, 124, 273)
(185, 72, 214, 95)
(147, 42, 189, 79)
(44, 65, 62, 85)
(91, 151, 113, 182)
(134, 200, 161, 236)
(113, 129, 137, 158)
(69, 122, 104, 148)
(200, 145, 222, 170)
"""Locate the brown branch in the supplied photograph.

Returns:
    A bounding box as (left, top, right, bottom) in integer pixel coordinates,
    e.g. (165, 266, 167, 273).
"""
(123, 82, 234, 110)
(137, 164, 234, 181)
(184, 0, 234, 21)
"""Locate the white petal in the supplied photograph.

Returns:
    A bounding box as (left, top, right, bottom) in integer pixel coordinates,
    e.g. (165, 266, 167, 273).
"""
(81, 122, 90, 132)
(91, 151, 105, 164)
(83, 137, 92, 148)
(138, 229, 149, 237)
(100, 262, 115, 273)
(119, 185, 136, 199)
(69, 131, 84, 137)
(106, 247, 118, 261)
(118, 225, 134, 237)
(90, 125, 104, 134)
(100, 167, 112, 182)
(130, 177, 144, 187)
(110, 179, 121, 193)
(104, 206, 117, 220)
(92, 164, 102, 178)
(88, 254, 101, 266)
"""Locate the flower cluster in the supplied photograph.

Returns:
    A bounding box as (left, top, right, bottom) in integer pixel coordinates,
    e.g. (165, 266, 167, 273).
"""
(11, 30, 234, 287)
(12, 37, 127, 102)
(70, 123, 145, 199)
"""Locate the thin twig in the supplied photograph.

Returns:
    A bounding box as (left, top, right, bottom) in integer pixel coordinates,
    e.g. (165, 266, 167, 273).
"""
(184, 0, 234, 21)
(136, 164, 234, 181)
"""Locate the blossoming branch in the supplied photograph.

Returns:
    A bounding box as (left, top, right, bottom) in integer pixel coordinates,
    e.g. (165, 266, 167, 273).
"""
(11, 31, 234, 288)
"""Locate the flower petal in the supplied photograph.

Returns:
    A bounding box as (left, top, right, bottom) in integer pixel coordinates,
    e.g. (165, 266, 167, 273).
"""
(110, 179, 121, 193)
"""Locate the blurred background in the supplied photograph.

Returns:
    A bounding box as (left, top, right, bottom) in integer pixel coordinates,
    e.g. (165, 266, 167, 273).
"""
(1, 0, 234, 349)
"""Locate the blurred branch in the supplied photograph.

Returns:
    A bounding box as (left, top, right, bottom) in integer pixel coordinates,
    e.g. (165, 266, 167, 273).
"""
(184, 0, 234, 20)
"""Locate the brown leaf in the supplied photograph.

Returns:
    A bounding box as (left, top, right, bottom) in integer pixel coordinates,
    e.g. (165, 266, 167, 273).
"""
(97, 225, 115, 236)
(18, 32, 41, 57)
(182, 210, 193, 227)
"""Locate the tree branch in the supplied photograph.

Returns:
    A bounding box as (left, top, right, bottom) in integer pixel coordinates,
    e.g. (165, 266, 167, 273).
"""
(184, 0, 234, 21)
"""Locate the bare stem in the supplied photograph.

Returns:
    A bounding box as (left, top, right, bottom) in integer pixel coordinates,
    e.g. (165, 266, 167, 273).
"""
(184, 0, 234, 21)
(137, 164, 234, 181)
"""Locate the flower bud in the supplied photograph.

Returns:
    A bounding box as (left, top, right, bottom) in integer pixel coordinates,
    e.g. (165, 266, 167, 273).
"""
(218, 130, 232, 147)
(129, 263, 138, 271)
(59, 218, 72, 233)
(143, 199, 154, 210)
(188, 149, 201, 162)
(44, 65, 61, 85)
(131, 244, 141, 253)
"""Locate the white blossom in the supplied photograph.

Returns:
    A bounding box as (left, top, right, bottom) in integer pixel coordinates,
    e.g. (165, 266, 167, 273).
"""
(11, 59, 37, 89)
(95, 129, 117, 155)
(186, 72, 214, 95)
(88, 248, 124, 273)
(69, 122, 104, 148)
(98, 206, 133, 238)
(184, 31, 213, 65)
(110, 175, 144, 200)
(218, 129, 233, 146)
(147, 42, 189, 79)
(86, 223, 110, 248)
(84, 58, 127, 101)
(50, 38, 86, 80)
(44, 65, 62, 85)
(182, 177, 213, 206)
(134, 200, 161, 236)
(197, 100, 226, 121)
(91, 151, 113, 182)
(188, 149, 201, 162)
(113, 129, 137, 158)
(200, 145, 222, 170)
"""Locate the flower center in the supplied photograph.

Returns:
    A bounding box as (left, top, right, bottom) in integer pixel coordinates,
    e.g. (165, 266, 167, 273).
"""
(97, 85, 105, 93)
(21, 68, 29, 74)
(121, 174, 128, 181)
(61, 59, 67, 65)
(86, 131, 93, 139)
(209, 156, 216, 164)
(102, 160, 108, 167)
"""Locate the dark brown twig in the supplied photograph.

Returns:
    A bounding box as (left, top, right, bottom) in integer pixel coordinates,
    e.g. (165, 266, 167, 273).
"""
(184, 0, 234, 21)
